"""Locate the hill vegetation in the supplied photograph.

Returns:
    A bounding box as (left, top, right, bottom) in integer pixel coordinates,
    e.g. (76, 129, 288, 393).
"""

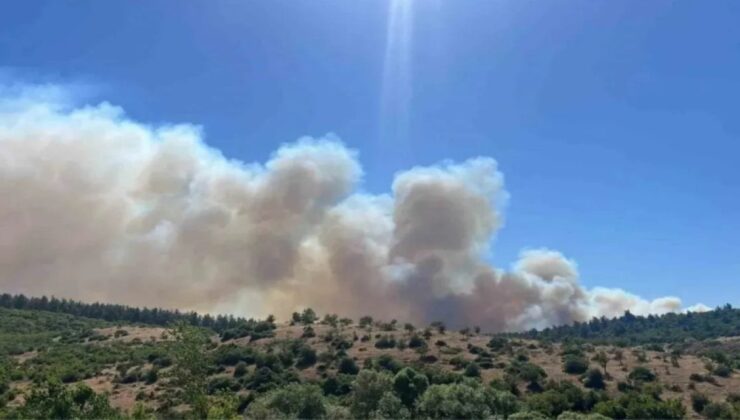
(508, 304, 740, 345)
(0, 293, 738, 419)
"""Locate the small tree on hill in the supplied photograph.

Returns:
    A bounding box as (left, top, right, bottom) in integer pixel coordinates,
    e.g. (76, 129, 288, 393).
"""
(593, 351, 609, 376)
(169, 322, 211, 418)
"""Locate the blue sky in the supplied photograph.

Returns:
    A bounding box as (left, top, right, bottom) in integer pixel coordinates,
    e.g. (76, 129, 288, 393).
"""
(1, 0, 738, 308)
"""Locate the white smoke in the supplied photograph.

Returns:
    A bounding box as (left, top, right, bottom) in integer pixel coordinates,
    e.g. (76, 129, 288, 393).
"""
(0, 88, 702, 331)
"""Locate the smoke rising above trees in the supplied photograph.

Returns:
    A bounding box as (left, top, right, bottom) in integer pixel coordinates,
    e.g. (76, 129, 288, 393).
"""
(0, 87, 699, 331)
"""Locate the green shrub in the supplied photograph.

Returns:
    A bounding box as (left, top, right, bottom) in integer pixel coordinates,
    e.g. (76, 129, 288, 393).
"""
(375, 335, 396, 349)
(338, 357, 359, 375)
(583, 368, 605, 390)
(296, 346, 317, 369)
(464, 362, 481, 378)
(713, 364, 733, 378)
(408, 334, 426, 348)
(207, 376, 239, 394)
(416, 380, 510, 419)
(691, 392, 709, 414)
(628, 366, 656, 383)
(233, 361, 248, 378)
(349, 370, 394, 418)
(246, 383, 326, 419)
(702, 402, 738, 419)
(563, 355, 589, 375)
(393, 367, 429, 407)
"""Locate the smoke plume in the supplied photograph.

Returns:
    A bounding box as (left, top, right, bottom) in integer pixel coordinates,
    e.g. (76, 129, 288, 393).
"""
(0, 89, 701, 331)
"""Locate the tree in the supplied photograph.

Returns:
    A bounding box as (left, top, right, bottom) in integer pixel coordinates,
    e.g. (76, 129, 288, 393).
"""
(583, 368, 605, 390)
(359, 316, 374, 328)
(408, 334, 426, 349)
(207, 391, 241, 420)
(393, 367, 429, 407)
(300, 308, 317, 325)
(169, 322, 210, 418)
(628, 366, 656, 383)
(592, 351, 609, 375)
(296, 346, 317, 369)
(338, 357, 359, 375)
(702, 402, 737, 419)
(464, 362, 482, 378)
(690, 392, 709, 414)
(301, 325, 315, 338)
(431, 321, 446, 334)
(16, 381, 120, 419)
(563, 355, 589, 375)
(350, 370, 393, 418)
(374, 392, 410, 419)
(416, 381, 495, 419)
(246, 383, 326, 419)
(614, 349, 624, 366)
(234, 362, 248, 378)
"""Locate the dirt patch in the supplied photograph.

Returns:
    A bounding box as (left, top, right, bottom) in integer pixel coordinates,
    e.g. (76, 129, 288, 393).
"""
(94, 326, 170, 343)
(11, 351, 37, 364)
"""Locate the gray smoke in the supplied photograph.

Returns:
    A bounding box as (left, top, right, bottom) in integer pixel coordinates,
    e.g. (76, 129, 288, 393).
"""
(0, 89, 702, 331)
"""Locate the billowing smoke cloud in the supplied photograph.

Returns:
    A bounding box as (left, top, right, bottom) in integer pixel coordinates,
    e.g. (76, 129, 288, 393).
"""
(0, 89, 700, 331)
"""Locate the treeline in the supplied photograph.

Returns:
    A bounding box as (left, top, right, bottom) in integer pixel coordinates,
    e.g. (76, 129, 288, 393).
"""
(0, 293, 274, 339)
(510, 304, 740, 345)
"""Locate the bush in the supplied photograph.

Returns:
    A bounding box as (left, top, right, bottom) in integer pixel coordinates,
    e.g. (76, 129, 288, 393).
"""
(691, 392, 709, 414)
(17, 381, 120, 419)
(488, 337, 509, 351)
(350, 370, 394, 418)
(213, 344, 255, 366)
(374, 392, 410, 419)
(526, 390, 571, 417)
(207, 376, 239, 394)
(302, 325, 316, 338)
(246, 383, 326, 419)
(300, 308, 317, 325)
(359, 316, 373, 328)
(375, 335, 396, 349)
(464, 362, 481, 378)
(296, 346, 317, 369)
(393, 368, 429, 407)
(338, 357, 359, 375)
(594, 393, 685, 419)
(702, 402, 737, 419)
(628, 366, 656, 383)
(373, 354, 404, 374)
(408, 334, 426, 348)
(234, 361, 248, 378)
(143, 368, 158, 384)
(416, 380, 511, 419)
(583, 368, 605, 390)
(563, 355, 589, 375)
(713, 364, 733, 378)
(322, 374, 353, 396)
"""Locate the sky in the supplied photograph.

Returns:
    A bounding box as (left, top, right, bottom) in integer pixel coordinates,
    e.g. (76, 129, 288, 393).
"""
(0, 0, 738, 309)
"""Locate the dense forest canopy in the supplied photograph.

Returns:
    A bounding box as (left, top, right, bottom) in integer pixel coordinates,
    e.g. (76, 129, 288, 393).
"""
(0, 292, 274, 340)
(1, 292, 738, 344)
(507, 305, 739, 345)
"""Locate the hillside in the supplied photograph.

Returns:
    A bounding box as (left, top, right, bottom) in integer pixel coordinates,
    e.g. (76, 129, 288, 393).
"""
(0, 297, 739, 419)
